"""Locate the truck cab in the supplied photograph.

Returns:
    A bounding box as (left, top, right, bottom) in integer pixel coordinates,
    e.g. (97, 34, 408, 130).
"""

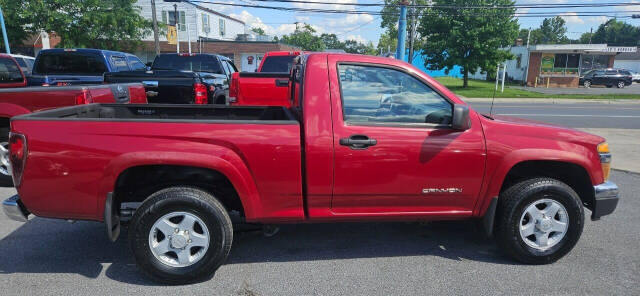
(29, 48, 145, 86)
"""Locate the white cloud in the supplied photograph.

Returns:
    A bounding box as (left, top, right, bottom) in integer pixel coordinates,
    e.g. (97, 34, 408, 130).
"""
(562, 12, 584, 24)
(292, 0, 358, 11)
(345, 34, 367, 43)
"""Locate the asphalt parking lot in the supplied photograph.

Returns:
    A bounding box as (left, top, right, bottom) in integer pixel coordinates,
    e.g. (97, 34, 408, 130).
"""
(0, 170, 638, 295)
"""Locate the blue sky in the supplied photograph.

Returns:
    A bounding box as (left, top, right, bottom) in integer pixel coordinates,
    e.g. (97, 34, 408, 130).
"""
(196, 0, 640, 44)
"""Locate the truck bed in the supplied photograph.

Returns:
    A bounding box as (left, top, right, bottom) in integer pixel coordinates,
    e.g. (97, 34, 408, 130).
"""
(15, 103, 296, 123)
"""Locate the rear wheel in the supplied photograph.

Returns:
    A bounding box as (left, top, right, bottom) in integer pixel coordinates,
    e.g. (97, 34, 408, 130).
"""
(129, 187, 233, 284)
(0, 127, 13, 187)
(495, 178, 584, 264)
(583, 80, 591, 88)
(617, 81, 625, 88)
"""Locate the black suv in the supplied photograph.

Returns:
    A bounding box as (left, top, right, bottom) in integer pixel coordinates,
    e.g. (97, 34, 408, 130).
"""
(580, 68, 633, 88)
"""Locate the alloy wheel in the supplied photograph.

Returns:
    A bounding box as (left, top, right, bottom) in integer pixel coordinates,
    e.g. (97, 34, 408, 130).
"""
(519, 198, 569, 251)
(148, 211, 210, 268)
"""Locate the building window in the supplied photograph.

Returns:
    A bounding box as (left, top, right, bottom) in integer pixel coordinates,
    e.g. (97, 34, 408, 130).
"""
(580, 54, 610, 74)
(202, 14, 210, 33)
(219, 19, 225, 37)
(162, 10, 186, 31)
(540, 53, 580, 76)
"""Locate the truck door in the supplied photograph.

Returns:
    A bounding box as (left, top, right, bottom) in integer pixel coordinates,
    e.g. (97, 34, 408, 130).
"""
(328, 58, 485, 217)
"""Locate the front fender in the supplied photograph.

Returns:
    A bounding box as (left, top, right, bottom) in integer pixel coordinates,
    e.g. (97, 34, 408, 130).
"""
(95, 149, 261, 221)
(476, 148, 598, 216)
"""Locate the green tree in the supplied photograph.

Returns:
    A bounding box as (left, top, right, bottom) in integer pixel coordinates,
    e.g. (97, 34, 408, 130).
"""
(538, 16, 568, 44)
(379, 0, 430, 60)
(418, 0, 519, 87)
(517, 28, 544, 46)
(591, 19, 640, 46)
(279, 24, 325, 51)
(320, 33, 343, 50)
(22, 0, 152, 52)
(578, 32, 594, 44)
(251, 27, 266, 35)
(0, 1, 39, 52)
(343, 40, 377, 55)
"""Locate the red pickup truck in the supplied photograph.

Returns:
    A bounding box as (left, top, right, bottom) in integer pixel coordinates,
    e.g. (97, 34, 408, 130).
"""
(4, 53, 619, 284)
(228, 51, 301, 107)
(0, 83, 147, 186)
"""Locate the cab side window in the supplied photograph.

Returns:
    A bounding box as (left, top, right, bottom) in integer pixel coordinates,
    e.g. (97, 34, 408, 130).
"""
(338, 64, 452, 125)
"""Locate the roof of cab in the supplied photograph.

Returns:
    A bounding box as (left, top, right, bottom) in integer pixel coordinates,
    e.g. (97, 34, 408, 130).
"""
(38, 48, 137, 56)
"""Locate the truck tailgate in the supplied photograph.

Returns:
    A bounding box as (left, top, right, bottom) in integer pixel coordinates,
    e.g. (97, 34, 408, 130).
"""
(105, 71, 197, 104)
(231, 72, 290, 107)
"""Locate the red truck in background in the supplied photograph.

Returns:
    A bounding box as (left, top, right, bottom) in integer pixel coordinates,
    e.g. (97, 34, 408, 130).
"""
(4, 53, 619, 284)
(0, 54, 27, 88)
(0, 83, 147, 186)
(228, 51, 301, 106)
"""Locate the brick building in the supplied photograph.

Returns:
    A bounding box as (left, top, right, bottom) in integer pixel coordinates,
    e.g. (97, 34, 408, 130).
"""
(503, 44, 637, 87)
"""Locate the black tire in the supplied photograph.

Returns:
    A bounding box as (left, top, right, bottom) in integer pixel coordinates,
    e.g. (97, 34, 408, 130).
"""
(616, 81, 625, 88)
(495, 178, 584, 264)
(583, 80, 591, 88)
(128, 187, 233, 284)
(0, 126, 13, 187)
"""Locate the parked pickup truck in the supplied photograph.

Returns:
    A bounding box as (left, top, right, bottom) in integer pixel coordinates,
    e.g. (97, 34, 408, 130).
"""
(4, 53, 619, 284)
(105, 53, 238, 105)
(0, 54, 27, 88)
(0, 83, 147, 186)
(29, 48, 146, 86)
(228, 51, 301, 106)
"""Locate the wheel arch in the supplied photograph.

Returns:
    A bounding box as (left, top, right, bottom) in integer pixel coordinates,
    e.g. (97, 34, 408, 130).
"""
(97, 151, 262, 221)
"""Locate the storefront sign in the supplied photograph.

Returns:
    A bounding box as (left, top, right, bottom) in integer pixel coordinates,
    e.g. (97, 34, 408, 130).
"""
(604, 47, 637, 53)
(541, 53, 555, 74)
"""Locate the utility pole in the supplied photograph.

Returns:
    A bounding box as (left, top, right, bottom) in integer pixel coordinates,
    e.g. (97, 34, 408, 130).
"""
(151, 0, 160, 55)
(174, 3, 180, 53)
(524, 27, 531, 87)
(589, 27, 593, 44)
(0, 6, 10, 54)
(395, 0, 409, 61)
(407, 0, 418, 63)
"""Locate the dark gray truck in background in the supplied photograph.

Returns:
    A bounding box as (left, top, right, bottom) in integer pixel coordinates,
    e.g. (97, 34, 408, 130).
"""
(105, 53, 238, 105)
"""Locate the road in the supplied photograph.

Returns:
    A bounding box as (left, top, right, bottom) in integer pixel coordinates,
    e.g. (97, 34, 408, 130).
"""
(512, 83, 640, 95)
(468, 100, 640, 129)
(0, 170, 638, 295)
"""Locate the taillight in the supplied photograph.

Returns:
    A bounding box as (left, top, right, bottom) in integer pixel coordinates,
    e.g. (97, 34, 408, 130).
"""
(8, 133, 27, 187)
(128, 85, 148, 103)
(75, 88, 93, 105)
(229, 73, 238, 104)
(194, 83, 208, 104)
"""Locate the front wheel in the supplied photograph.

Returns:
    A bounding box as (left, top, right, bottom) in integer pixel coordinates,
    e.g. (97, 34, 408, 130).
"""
(128, 187, 233, 284)
(617, 81, 625, 88)
(0, 127, 13, 187)
(583, 80, 591, 88)
(495, 178, 584, 264)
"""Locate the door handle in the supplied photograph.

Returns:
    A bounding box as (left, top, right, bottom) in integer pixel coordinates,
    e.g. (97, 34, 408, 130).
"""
(339, 134, 377, 149)
(275, 79, 289, 87)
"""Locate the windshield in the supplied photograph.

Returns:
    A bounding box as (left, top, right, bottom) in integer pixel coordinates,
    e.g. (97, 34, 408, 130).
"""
(34, 52, 107, 75)
(260, 55, 295, 72)
(152, 55, 222, 74)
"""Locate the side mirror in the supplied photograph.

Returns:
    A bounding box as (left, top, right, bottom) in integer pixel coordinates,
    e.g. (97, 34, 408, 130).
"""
(452, 104, 471, 130)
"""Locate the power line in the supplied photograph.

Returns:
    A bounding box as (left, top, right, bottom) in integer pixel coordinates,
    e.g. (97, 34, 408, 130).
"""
(189, 0, 640, 18)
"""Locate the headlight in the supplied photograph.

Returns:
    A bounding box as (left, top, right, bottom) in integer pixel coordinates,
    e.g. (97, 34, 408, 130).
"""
(598, 142, 611, 181)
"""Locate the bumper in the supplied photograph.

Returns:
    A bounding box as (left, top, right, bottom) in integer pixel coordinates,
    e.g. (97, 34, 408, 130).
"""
(2, 195, 30, 222)
(591, 181, 620, 221)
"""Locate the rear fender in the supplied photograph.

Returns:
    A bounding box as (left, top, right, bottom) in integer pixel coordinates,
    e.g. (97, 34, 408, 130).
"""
(0, 103, 31, 119)
(96, 150, 261, 221)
